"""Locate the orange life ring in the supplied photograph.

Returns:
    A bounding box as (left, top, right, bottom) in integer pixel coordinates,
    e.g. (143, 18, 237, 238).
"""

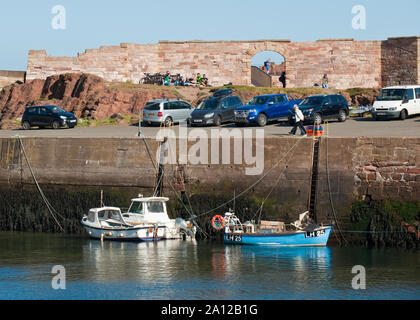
(211, 215, 225, 230)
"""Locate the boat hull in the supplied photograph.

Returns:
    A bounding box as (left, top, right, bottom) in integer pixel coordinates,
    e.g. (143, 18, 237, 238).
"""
(82, 225, 164, 242)
(224, 226, 332, 246)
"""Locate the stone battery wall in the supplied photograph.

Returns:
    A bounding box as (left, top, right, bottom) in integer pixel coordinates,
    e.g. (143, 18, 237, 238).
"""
(27, 37, 420, 89)
(0, 70, 26, 89)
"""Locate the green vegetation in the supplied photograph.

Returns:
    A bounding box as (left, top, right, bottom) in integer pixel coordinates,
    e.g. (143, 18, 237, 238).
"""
(77, 114, 138, 127)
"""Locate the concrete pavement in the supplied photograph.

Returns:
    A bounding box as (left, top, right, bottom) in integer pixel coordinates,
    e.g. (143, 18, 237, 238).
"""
(1, 116, 419, 139)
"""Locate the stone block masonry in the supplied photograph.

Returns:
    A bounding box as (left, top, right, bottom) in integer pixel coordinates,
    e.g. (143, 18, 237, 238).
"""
(0, 137, 418, 223)
(26, 37, 420, 89)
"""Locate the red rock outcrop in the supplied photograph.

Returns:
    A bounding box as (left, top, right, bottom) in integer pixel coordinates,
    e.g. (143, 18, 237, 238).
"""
(0, 73, 180, 126)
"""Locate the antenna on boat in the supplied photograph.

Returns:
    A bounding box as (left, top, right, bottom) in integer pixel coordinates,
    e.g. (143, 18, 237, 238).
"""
(100, 190, 104, 207)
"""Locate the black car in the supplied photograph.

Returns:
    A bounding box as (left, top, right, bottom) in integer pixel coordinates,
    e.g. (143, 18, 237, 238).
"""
(289, 94, 349, 124)
(189, 89, 243, 126)
(22, 105, 78, 130)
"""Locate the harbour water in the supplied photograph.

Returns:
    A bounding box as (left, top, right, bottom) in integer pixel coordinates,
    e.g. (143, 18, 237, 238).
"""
(0, 231, 418, 300)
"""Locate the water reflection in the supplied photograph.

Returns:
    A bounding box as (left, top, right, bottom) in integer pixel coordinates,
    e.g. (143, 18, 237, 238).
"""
(81, 240, 199, 283)
(0, 232, 419, 299)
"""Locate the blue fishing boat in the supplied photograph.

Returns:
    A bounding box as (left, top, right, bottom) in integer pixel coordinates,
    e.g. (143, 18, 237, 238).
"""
(214, 211, 332, 247)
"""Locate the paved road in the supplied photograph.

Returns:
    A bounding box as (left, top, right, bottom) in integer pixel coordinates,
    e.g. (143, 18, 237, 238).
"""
(1, 117, 420, 138)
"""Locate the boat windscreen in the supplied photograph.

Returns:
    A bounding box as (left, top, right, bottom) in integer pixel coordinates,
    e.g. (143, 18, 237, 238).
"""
(98, 209, 122, 221)
(146, 201, 164, 213)
(129, 201, 144, 214)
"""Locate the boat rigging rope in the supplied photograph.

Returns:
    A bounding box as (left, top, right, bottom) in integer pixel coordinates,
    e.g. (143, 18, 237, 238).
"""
(14, 136, 65, 233)
(138, 131, 208, 237)
(139, 130, 305, 221)
(325, 123, 348, 246)
(253, 142, 299, 224)
(194, 135, 306, 219)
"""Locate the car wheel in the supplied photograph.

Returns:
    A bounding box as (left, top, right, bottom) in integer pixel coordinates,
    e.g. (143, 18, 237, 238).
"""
(338, 110, 347, 122)
(400, 109, 408, 121)
(215, 116, 222, 126)
(257, 114, 267, 127)
(314, 113, 322, 125)
(22, 121, 31, 130)
(164, 117, 173, 127)
(52, 121, 60, 129)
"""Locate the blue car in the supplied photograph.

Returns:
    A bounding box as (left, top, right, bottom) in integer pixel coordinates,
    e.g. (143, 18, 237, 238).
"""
(234, 94, 302, 127)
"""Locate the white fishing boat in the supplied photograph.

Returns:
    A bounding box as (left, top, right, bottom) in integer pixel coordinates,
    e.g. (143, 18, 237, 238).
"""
(81, 194, 197, 242)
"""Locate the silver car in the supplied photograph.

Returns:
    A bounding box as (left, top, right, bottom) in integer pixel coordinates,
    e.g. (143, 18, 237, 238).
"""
(142, 99, 193, 126)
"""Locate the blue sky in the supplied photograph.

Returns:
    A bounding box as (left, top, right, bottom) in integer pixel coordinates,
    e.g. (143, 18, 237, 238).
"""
(1, 0, 419, 70)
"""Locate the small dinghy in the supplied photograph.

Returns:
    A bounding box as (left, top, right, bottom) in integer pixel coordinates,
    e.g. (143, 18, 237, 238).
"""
(82, 195, 196, 242)
(213, 211, 332, 247)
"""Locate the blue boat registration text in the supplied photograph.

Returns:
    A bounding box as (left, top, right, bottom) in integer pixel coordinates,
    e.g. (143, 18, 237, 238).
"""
(225, 234, 243, 242)
(305, 229, 326, 238)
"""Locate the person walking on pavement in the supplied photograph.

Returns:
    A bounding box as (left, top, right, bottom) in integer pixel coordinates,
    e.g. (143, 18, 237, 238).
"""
(290, 104, 307, 136)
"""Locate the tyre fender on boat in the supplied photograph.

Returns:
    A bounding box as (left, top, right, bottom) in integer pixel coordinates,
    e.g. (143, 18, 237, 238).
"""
(211, 215, 225, 230)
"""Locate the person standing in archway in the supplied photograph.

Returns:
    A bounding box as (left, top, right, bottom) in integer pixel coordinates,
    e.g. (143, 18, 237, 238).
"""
(279, 72, 286, 88)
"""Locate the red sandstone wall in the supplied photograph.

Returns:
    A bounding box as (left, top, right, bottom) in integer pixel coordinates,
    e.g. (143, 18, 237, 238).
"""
(26, 37, 419, 89)
(382, 37, 419, 87)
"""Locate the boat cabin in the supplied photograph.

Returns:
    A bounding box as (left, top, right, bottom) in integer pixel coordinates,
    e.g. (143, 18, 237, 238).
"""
(85, 207, 128, 227)
(124, 195, 171, 223)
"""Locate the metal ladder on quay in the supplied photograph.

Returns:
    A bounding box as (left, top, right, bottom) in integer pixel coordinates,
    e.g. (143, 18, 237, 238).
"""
(308, 136, 321, 224)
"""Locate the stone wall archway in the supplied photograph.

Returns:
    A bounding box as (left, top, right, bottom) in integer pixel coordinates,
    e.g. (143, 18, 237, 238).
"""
(27, 37, 419, 89)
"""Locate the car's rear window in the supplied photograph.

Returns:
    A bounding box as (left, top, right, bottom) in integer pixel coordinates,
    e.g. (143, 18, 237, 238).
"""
(144, 103, 161, 111)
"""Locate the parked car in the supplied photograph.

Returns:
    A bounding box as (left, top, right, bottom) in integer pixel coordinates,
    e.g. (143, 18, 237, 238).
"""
(234, 94, 302, 127)
(142, 99, 193, 126)
(189, 89, 243, 126)
(21, 105, 78, 130)
(372, 85, 420, 120)
(289, 94, 349, 124)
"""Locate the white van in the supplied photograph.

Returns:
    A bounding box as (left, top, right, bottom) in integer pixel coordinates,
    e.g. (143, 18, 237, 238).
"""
(372, 85, 420, 120)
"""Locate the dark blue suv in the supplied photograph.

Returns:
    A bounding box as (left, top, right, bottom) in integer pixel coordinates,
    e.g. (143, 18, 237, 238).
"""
(22, 105, 78, 130)
(289, 94, 349, 124)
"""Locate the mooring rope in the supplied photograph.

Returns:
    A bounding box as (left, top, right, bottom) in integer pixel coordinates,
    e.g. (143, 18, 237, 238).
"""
(14, 135, 65, 233)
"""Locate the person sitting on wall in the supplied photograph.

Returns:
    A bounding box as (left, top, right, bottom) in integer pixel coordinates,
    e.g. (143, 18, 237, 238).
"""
(164, 72, 170, 86)
(264, 59, 271, 73)
(202, 74, 209, 86)
(322, 74, 329, 89)
(196, 73, 204, 86)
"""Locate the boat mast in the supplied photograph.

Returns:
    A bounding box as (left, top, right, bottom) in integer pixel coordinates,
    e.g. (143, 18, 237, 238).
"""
(154, 137, 167, 197)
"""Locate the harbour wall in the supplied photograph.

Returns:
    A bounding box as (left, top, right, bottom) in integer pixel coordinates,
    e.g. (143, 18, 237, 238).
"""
(0, 136, 419, 225)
